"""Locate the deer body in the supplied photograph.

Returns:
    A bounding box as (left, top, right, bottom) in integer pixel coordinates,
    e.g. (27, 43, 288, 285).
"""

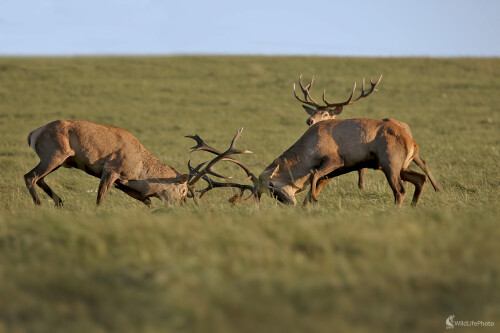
(294, 74, 440, 194)
(25, 120, 189, 206)
(258, 118, 426, 206)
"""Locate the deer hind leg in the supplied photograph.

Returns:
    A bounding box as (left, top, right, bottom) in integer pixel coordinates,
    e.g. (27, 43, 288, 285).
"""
(358, 168, 367, 190)
(37, 177, 63, 207)
(382, 169, 407, 206)
(400, 168, 426, 207)
(97, 170, 120, 206)
(412, 155, 440, 192)
(24, 156, 67, 206)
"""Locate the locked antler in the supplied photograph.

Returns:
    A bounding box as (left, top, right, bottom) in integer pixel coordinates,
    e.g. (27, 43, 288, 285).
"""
(186, 128, 258, 202)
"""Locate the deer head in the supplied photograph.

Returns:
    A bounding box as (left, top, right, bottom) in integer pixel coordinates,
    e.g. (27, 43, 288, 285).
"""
(293, 74, 382, 126)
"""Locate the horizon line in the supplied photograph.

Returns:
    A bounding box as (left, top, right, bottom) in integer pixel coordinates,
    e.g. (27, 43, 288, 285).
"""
(1, 52, 499, 59)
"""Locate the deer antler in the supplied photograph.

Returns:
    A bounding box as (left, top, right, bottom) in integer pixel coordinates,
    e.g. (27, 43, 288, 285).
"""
(293, 74, 322, 108)
(186, 131, 257, 182)
(186, 128, 258, 202)
(197, 176, 256, 202)
(323, 74, 382, 108)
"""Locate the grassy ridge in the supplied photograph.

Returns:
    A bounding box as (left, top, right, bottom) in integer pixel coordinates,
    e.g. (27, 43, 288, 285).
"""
(0, 56, 499, 332)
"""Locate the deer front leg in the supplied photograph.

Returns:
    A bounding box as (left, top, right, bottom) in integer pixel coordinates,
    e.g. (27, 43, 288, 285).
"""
(114, 182, 152, 207)
(97, 170, 120, 206)
(304, 177, 331, 205)
(309, 158, 344, 203)
(358, 168, 367, 190)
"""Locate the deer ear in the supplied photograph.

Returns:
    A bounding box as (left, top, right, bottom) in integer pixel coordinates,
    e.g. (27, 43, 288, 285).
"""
(178, 174, 189, 184)
(302, 105, 316, 116)
(329, 106, 343, 116)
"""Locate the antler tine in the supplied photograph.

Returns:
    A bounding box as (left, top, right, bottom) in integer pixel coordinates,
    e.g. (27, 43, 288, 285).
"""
(186, 130, 252, 156)
(300, 74, 320, 105)
(371, 74, 382, 90)
(293, 74, 321, 107)
(348, 74, 382, 105)
(228, 127, 253, 155)
(187, 159, 207, 182)
(185, 134, 221, 155)
(304, 75, 314, 90)
(187, 159, 207, 172)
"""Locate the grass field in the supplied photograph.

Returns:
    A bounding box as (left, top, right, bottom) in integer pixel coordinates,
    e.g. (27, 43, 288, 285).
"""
(0, 56, 499, 332)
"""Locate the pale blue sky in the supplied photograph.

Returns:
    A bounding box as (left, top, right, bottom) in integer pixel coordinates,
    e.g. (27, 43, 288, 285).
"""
(1, 0, 499, 56)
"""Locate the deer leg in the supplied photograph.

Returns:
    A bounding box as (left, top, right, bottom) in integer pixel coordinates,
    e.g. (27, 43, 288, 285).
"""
(358, 168, 367, 190)
(114, 183, 152, 207)
(97, 170, 120, 206)
(310, 158, 343, 202)
(382, 169, 406, 206)
(37, 177, 63, 207)
(400, 168, 426, 207)
(412, 155, 440, 192)
(315, 178, 332, 197)
(24, 156, 67, 206)
(304, 178, 331, 205)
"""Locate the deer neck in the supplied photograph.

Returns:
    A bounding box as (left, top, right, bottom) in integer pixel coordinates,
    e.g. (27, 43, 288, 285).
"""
(140, 151, 180, 180)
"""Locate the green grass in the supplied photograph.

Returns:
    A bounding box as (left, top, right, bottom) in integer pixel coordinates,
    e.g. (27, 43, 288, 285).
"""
(0, 56, 499, 332)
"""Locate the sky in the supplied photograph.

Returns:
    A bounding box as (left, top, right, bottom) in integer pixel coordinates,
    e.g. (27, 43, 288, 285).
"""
(0, 0, 499, 57)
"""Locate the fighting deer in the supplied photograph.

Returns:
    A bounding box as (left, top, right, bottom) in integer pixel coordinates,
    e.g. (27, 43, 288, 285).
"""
(256, 118, 428, 207)
(293, 74, 440, 194)
(185, 119, 435, 208)
(185, 128, 259, 203)
(25, 120, 253, 207)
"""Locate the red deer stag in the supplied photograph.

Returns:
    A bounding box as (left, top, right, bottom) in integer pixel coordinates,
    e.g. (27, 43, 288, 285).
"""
(293, 74, 440, 194)
(25, 120, 253, 207)
(256, 118, 429, 207)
